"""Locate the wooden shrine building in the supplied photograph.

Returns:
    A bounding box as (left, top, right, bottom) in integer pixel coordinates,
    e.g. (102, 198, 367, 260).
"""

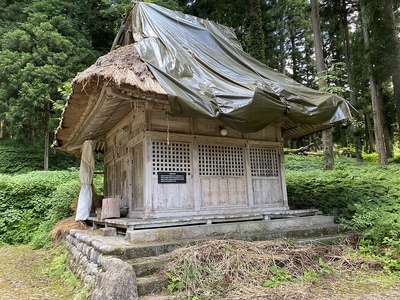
(54, 3, 354, 225)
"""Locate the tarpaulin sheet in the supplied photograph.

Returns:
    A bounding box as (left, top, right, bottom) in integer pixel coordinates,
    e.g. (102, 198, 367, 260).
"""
(76, 140, 94, 221)
(130, 2, 355, 132)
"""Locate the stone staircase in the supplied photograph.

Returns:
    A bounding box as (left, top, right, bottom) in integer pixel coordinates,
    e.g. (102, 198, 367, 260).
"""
(119, 215, 348, 298)
(128, 255, 172, 296)
(67, 213, 348, 299)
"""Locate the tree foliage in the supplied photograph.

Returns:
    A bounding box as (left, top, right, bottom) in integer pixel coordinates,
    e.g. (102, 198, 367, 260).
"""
(0, 0, 399, 161)
(0, 0, 99, 141)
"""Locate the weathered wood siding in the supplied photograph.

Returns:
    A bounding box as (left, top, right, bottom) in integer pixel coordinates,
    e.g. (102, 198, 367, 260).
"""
(150, 141, 194, 211)
(131, 143, 144, 211)
(104, 104, 288, 219)
(252, 178, 283, 205)
(104, 105, 147, 209)
(200, 177, 247, 207)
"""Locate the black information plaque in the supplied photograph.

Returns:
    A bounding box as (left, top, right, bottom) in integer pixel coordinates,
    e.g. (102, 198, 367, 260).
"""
(157, 172, 187, 184)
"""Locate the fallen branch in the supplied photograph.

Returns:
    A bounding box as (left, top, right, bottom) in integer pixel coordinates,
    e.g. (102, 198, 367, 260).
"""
(284, 143, 314, 154)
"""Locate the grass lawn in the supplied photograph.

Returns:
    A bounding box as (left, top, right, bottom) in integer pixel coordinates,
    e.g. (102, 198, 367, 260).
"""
(0, 244, 83, 300)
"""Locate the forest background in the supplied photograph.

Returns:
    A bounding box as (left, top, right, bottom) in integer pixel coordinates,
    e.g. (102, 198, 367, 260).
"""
(1, 0, 400, 166)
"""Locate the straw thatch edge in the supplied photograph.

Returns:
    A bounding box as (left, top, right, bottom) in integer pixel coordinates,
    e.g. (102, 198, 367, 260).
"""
(54, 44, 167, 152)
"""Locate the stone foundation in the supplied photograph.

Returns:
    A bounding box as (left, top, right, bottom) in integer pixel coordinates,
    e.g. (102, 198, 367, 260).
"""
(65, 229, 130, 282)
(66, 229, 138, 299)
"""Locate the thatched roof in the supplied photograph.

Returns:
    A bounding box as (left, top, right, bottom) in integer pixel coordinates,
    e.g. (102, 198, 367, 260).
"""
(54, 44, 167, 153)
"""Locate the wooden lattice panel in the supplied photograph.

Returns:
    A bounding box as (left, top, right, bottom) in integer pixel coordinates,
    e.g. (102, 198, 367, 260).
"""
(152, 141, 191, 175)
(199, 145, 244, 176)
(249, 147, 279, 177)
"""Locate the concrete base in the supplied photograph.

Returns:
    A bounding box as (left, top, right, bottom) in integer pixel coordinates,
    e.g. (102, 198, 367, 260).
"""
(125, 215, 339, 243)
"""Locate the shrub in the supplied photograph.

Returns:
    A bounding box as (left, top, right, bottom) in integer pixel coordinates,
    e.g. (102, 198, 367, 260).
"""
(0, 171, 81, 246)
(285, 155, 400, 247)
(0, 140, 103, 174)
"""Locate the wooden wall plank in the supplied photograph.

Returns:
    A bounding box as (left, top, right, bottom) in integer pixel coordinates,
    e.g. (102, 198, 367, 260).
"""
(151, 182, 194, 210)
(200, 177, 247, 207)
(252, 178, 283, 205)
(150, 110, 192, 134)
(131, 143, 144, 211)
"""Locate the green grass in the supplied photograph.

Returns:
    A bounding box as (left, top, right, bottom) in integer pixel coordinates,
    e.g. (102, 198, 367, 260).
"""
(0, 244, 85, 300)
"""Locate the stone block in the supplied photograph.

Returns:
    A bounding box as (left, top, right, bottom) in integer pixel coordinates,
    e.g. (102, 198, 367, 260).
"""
(89, 258, 138, 300)
(90, 249, 100, 264)
(100, 227, 117, 237)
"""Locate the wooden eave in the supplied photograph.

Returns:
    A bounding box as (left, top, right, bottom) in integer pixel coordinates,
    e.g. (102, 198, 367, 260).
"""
(55, 83, 169, 153)
(280, 116, 334, 140)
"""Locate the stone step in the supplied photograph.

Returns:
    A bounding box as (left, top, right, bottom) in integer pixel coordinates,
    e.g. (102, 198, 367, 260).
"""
(130, 253, 172, 297)
(233, 223, 343, 241)
(128, 255, 172, 277)
(137, 274, 169, 296)
(68, 218, 344, 261)
(66, 217, 347, 299)
(122, 223, 343, 259)
(123, 240, 199, 260)
(134, 231, 349, 297)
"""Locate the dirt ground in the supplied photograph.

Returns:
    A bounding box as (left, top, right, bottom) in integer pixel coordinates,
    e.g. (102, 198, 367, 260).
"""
(0, 245, 77, 300)
(230, 274, 400, 300)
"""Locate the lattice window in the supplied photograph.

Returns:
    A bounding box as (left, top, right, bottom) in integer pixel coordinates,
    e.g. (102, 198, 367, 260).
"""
(199, 145, 244, 176)
(250, 147, 279, 177)
(152, 141, 191, 175)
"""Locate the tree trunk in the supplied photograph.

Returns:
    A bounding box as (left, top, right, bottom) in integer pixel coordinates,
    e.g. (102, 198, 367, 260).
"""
(365, 115, 375, 153)
(279, 31, 286, 74)
(44, 100, 50, 171)
(44, 131, 49, 171)
(339, 126, 347, 148)
(382, 0, 400, 141)
(247, 0, 266, 63)
(322, 129, 334, 169)
(311, 0, 326, 89)
(380, 88, 394, 158)
(354, 132, 363, 162)
(370, 77, 388, 164)
(290, 33, 298, 81)
(340, 0, 355, 106)
(383, 124, 393, 159)
(311, 0, 334, 169)
(339, 0, 363, 158)
(360, 0, 388, 165)
(284, 143, 314, 154)
(0, 119, 3, 138)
